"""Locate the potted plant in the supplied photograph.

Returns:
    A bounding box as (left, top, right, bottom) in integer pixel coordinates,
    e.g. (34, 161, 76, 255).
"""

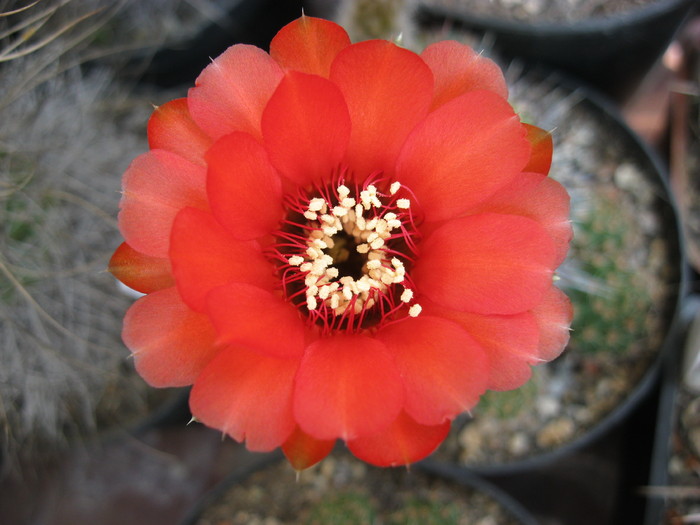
(417, 0, 697, 100)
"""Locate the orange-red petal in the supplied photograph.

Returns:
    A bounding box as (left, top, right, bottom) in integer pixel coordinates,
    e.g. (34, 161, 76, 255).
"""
(396, 91, 530, 223)
(187, 44, 283, 140)
(330, 40, 433, 179)
(206, 283, 305, 359)
(293, 334, 403, 441)
(522, 123, 554, 175)
(147, 98, 213, 166)
(426, 302, 541, 391)
(532, 285, 573, 362)
(123, 287, 218, 387)
(377, 316, 488, 425)
(467, 172, 572, 265)
(119, 150, 208, 258)
(282, 426, 335, 471)
(261, 71, 350, 186)
(270, 15, 350, 77)
(413, 213, 556, 315)
(347, 411, 451, 467)
(169, 208, 276, 312)
(420, 40, 508, 110)
(108, 242, 174, 294)
(206, 132, 283, 241)
(189, 345, 299, 452)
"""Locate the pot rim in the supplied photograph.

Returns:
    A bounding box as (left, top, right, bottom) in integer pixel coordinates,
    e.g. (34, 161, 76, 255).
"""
(179, 450, 542, 525)
(417, 0, 696, 37)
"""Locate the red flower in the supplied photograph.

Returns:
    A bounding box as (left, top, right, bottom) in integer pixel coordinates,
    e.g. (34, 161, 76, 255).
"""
(109, 16, 573, 469)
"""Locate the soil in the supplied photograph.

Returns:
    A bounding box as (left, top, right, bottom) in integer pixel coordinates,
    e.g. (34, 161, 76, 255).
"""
(422, 0, 658, 24)
(431, 69, 679, 468)
(193, 453, 529, 525)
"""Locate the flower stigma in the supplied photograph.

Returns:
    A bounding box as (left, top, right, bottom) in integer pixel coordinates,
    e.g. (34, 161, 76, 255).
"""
(271, 177, 422, 333)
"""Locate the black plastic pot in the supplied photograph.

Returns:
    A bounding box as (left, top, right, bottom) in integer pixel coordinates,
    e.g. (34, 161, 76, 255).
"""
(417, 0, 697, 100)
(430, 69, 687, 486)
(415, 461, 541, 525)
(130, 0, 308, 88)
(179, 451, 541, 525)
(644, 296, 700, 525)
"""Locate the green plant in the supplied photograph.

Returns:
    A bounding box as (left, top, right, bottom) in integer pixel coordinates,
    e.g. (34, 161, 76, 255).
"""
(568, 192, 652, 354)
(388, 497, 464, 524)
(307, 491, 377, 525)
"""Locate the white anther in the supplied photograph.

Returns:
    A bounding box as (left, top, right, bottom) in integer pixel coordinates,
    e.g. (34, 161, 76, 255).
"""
(318, 286, 331, 300)
(337, 185, 350, 199)
(300, 262, 313, 272)
(390, 181, 401, 195)
(370, 237, 384, 250)
(288, 255, 304, 266)
(408, 304, 422, 317)
(367, 278, 382, 289)
(306, 246, 321, 259)
(311, 238, 327, 249)
(333, 206, 348, 217)
(304, 211, 318, 221)
(357, 279, 371, 292)
(342, 286, 353, 301)
(341, 197, 356, 208)
(308, 198, 325, 212)
(400, 288, 413, 303)
(396, 198, 411, 209)
(356, 243, 370, 254)
(307, 285, 319, 297)
(326, 267, 339, 279)
(366, 259, 382, 270)
(306, 295, 318, 311)
(311, 260, 329, 276)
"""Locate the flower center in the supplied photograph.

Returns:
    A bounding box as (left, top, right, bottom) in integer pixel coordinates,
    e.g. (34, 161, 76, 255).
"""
(271, 177, 422, 333)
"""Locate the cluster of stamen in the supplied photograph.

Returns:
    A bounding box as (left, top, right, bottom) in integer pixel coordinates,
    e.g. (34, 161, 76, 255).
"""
(273, 178, 421, 333)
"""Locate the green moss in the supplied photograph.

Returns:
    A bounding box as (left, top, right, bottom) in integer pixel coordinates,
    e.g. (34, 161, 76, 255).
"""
(307, 491, 377, 524)
(477, 377, 538, 419)
(388, 497, 464, 524)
